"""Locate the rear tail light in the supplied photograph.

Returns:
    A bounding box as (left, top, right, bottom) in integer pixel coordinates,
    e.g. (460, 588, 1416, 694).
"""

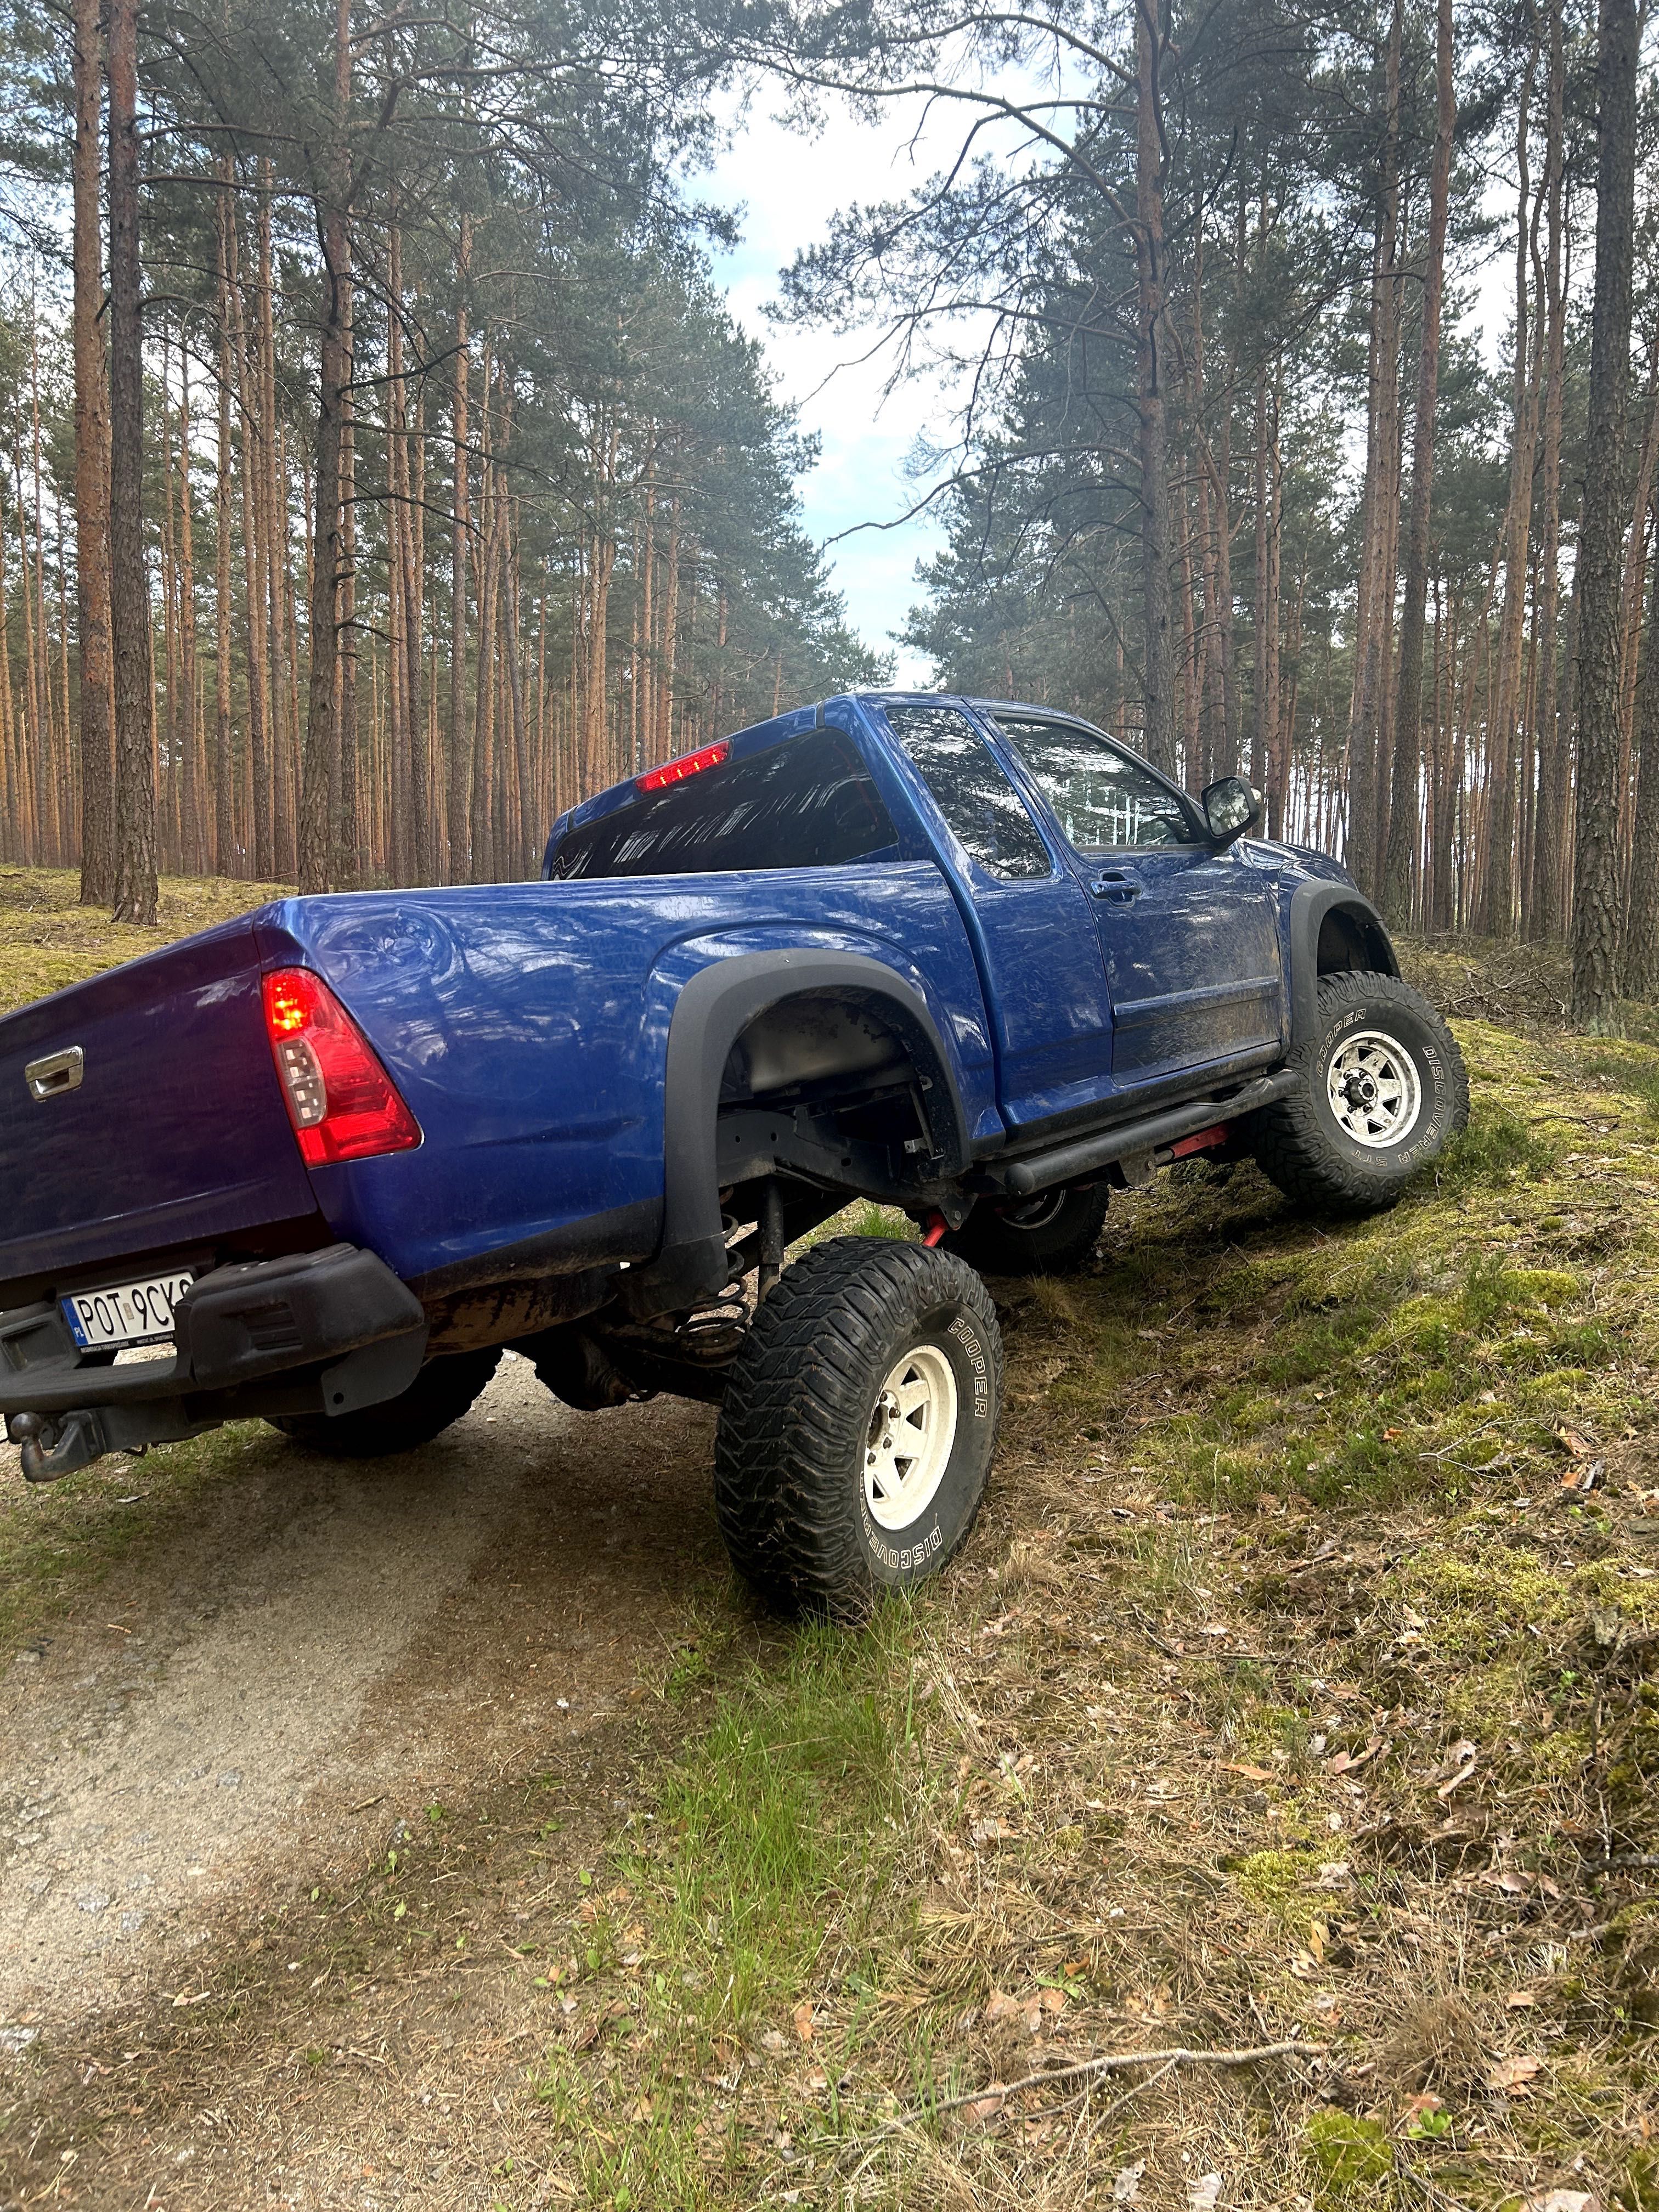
(637, 739, 730, 792)
(261, 968, 422, 1166)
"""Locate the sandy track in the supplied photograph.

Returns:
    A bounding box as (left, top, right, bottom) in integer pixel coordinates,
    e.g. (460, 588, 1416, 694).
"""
(0, 1354, 720, 2042)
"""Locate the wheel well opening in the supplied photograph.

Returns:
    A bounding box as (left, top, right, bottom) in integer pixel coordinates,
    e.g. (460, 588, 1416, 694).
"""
(1316, 906, 1396, 980)
(717, 988, 951, 1192)
(721, 991, 911, 1105)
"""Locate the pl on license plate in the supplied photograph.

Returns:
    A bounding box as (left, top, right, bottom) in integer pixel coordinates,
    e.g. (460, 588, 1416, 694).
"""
(61, 1272, 194, 1353)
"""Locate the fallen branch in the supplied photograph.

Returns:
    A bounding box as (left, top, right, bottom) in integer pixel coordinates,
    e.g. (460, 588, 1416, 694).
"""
(1017, 2053, 1180, 2132)
(861, 2034, 1325, 2142)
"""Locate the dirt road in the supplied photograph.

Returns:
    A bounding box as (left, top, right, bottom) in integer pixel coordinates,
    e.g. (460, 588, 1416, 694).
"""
(0, 1355, 720, 2046)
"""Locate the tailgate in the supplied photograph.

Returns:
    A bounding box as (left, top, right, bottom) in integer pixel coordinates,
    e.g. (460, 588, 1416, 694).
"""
(0, 917, 319, 1302)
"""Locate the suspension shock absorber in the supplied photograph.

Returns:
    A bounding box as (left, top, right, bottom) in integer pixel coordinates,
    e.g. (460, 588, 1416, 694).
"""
(757, 1178, 786, 1302)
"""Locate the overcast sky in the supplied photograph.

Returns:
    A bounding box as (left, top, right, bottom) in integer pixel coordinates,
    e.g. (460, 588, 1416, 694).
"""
(698, 92, 960, 689)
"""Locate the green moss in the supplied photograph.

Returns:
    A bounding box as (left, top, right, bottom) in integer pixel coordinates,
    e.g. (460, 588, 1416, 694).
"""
(1436, 1101, 1560, 1187)
(1613, 2151, 1659, 2212)
(1579, 1049, 1659, 1122)
(1443, 1658, 1531, 1741)
(1304, 2111, 1393, 2206)
(1232, 1847, 1312, 1914)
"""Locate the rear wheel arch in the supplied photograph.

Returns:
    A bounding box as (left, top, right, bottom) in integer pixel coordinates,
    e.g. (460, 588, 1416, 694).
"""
(639, 952, 970, 1318)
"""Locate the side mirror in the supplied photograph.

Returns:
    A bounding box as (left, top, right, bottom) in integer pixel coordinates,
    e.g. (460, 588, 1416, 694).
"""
(1200, 775, 1261, 846)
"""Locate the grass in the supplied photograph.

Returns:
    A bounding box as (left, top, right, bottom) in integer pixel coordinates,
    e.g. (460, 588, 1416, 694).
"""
(0, 865, 288, 1017)
(533, 1606, 933, 2209)
(2, 878, 1658, 2209)
(513, 1001, 1659, 2209)
(0, 1420, 272, 1650)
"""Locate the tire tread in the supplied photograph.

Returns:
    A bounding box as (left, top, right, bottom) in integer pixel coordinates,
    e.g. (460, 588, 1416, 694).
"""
(272, 1346, 501, 1458)
(713, 1237, 1001, 1617)
(1251, 970, 1469, 1215)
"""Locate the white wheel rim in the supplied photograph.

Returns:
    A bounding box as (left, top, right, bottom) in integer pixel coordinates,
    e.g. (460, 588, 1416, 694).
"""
(864, 1342, 958, 1532)
(1325, 1029, 1422, 1148)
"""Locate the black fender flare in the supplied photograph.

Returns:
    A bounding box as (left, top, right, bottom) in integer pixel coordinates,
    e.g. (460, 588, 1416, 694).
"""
(629, 950, 969, 1319)
(1287, 881, 1400, 1049)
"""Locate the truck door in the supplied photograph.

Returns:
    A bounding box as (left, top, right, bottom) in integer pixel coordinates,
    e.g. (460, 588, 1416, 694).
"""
(878, 703, 1117, 1135)
(985, 714, 1284, 1090)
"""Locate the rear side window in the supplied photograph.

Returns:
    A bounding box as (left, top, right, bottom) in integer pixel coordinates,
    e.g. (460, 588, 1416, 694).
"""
(991, 715, 1198, 850)
(883, 704, 1052, 881)
(548, 730, 899, 879)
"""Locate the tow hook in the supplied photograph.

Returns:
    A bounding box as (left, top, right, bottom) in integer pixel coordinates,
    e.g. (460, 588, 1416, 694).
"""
(921, 1212, 949, 1248)
(7, 1409, 104, 1483)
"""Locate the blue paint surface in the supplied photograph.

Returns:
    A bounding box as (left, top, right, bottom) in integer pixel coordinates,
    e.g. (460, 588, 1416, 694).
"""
(0, 693, 1362, 1302)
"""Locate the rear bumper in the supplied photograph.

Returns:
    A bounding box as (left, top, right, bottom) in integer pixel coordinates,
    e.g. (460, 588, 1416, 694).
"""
(1, 1244, 427, 1480)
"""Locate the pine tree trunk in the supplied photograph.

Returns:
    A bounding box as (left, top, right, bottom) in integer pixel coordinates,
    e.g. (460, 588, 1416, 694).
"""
(299, 0, 350, 895)
(1251, 358, 1270, 795)
(656, 491, 681, 762)
(1381, 0, 1454, 926)
(405, 390, 431, 884)
(1345, 0, 1404, 897)
(1477, 54, 1542, 937)
(213, 172, 237, 876)
(470, 371, 498, 881)
(1623, 494, 1659, 995)
(1527, 0, 1570, 941)
(0, 523, 14, 861)
(1177, 476, 1199, 784)
(30, 315, 59, 867)
(1134, 1, 1175, 773)
(108, 0, 156, 924)
(257, 169, 295, 881)
(72, 0, 114, 904)
(232, 204, 273, 881)
(503, 510, 531, 875)
(337, 270, 359, 892)
(1262, 397, 1284, 834)
(1571, 0, 1640, 1029)
(178, 360, 201, 874)
(160, 323, 180, 875)
(447, 224, 471, 884)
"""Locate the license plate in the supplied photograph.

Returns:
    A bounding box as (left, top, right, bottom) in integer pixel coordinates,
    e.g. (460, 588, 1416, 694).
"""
(61, 1272, 194, 1353)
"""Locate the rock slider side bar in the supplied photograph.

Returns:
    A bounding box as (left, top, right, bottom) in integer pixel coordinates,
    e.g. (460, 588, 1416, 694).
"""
(974, 1070, 1301, 1198)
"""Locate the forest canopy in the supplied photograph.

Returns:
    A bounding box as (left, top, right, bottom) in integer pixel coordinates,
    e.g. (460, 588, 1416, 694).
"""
(0, 0, 884, 901)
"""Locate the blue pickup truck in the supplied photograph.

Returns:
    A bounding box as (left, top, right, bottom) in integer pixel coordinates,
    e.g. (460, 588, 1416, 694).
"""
(0, 694, 1465, 1614)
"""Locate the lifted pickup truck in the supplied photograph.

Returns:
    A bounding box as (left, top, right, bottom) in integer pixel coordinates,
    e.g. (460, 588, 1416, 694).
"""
(0, 694, 1466, 1614)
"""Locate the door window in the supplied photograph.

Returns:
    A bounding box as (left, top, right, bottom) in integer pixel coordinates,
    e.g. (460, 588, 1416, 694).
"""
(990, 716, 1198, 851)
(548, 730, 899, 878)
(883, 704, 1053, 879)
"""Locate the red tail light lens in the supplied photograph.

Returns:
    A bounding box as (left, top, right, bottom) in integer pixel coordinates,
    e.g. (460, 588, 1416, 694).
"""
(637, 739, 730, 792)
(261, 968, 422, 1166)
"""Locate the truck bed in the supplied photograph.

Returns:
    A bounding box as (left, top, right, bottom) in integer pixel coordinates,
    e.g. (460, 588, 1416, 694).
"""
(0, 865, 995, 1311)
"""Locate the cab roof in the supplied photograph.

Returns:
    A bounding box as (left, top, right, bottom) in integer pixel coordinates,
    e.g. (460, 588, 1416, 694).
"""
(548, 692, 1108, 847)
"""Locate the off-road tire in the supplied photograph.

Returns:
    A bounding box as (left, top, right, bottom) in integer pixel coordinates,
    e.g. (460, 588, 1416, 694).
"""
(1251, 970, 1468, 1215)
(269, 1346, 501, 1457)
(942, 1183, 1110, 1276)
(713, 1237, 1002, 1619)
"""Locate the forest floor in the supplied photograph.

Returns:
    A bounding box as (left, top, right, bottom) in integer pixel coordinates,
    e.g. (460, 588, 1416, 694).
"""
(0, 872, 1656, 2211)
